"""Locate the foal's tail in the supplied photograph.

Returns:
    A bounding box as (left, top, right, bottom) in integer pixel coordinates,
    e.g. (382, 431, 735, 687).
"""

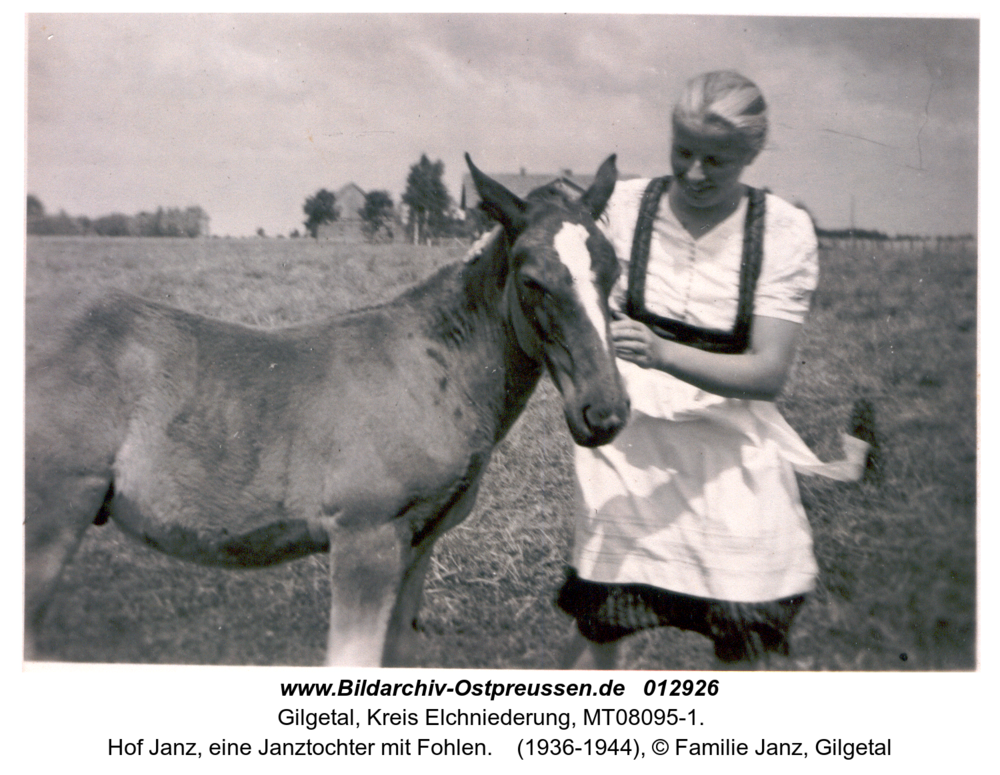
(849, 398, 882, 485)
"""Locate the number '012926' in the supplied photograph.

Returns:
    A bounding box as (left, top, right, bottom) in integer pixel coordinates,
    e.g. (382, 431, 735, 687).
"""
(644, 679, 719, 697)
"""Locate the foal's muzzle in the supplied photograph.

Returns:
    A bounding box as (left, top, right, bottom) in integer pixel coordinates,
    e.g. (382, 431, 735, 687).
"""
(578, 401, 629, 447)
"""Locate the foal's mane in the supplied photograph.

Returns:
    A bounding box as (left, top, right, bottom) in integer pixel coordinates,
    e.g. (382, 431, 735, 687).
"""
(402, 183, 584, 350)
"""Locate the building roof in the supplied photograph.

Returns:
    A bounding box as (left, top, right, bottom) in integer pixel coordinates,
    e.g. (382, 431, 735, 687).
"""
(334, 183, 367, 221)
(461, 169, 638, 209)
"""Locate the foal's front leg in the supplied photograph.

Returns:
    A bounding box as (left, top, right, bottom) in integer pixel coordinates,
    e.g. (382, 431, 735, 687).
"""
(379, 540, 436, 667)
(324, 520, 405, 666)
(380, 482, 484, 667)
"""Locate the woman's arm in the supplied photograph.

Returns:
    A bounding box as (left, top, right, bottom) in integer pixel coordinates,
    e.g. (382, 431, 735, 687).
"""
(610, 314, 802, 401)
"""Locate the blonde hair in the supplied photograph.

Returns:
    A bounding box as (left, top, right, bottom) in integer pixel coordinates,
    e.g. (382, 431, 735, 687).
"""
(672, 71, 768, 156)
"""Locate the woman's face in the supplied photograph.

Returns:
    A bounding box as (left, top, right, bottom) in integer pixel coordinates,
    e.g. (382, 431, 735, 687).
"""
(670, 124, 755, 210)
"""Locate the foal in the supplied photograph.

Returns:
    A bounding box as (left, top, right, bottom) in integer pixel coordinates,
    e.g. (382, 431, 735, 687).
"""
(25, 154, 629, 665)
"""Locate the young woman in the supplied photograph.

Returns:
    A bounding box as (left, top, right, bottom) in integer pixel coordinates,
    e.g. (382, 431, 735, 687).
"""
(558, 71, 869, 669)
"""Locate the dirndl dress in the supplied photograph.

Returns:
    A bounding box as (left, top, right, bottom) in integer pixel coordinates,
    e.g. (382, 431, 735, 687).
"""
(557, 178, 870, 661)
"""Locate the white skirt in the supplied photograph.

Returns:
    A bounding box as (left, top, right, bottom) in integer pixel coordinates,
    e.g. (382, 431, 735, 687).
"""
(572, 361, 870, 603)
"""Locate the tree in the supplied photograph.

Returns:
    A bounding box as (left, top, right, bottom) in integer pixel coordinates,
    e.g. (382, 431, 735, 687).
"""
(25, 198, 208, 237)
(27, 194, 44, 220)
(303, 189, 339, 239)
(132, 206, 208, 237)
(26, 195, 47, 234)
(461, 205, 493, 240)
(28, 208, 83, 236)
(359, 190, 395, 242)
(402, 154, 451, 245)
(180, 206, 209, 238)
(92, 213, 133, 237)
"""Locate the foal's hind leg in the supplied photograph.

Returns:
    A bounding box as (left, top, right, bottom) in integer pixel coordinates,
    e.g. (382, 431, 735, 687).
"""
(24, 395, 119, 656)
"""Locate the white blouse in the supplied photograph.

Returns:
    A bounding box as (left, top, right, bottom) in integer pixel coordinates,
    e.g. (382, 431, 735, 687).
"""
(571, 179, 867, 602)
(601, 177, 819, 329)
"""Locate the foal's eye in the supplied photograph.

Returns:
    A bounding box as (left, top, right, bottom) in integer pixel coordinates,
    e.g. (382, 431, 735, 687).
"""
(520, 277, 546, 303)
(519, 277, 556, 339)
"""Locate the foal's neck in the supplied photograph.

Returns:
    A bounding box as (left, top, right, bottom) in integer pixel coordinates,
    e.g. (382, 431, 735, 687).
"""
(456, 229, 545, 441)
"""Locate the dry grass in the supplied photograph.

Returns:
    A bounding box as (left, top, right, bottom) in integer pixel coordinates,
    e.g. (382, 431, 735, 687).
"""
(26, 235, 976, 670)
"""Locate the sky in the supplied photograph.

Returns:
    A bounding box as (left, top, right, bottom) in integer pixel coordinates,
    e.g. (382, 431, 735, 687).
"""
(25, 12, 980, 238)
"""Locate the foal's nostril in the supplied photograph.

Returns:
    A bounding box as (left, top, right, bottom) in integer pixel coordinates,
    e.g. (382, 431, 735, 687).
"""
(583, 404, 627, 436)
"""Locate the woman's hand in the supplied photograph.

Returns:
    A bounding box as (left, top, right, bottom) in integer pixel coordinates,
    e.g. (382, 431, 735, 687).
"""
(611, 318, 662, 369)
(609, 315, 803, 401)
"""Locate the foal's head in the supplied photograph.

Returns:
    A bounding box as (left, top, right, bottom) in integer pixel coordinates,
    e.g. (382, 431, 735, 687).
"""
(466, 154, 629, 447)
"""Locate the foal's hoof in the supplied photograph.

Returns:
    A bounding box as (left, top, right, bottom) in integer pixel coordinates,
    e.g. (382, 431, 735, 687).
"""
(849, 398, 883, 485)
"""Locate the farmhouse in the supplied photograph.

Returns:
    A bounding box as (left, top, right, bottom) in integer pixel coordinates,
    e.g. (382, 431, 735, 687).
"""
(315, 183, 400, 242)
(315, 183, 365, 242)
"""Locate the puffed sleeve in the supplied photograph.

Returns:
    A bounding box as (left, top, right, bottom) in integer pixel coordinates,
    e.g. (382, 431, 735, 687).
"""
(597, 178, 648, 312)
(754, 195, 820, 324)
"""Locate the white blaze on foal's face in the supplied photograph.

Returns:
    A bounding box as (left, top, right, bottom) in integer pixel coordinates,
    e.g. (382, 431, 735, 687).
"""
(553, 222, 609, 350)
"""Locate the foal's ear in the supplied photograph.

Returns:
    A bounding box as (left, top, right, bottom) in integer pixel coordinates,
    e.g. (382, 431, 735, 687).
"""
(580, 154, 617, 220)
(466, 153, 528, 236)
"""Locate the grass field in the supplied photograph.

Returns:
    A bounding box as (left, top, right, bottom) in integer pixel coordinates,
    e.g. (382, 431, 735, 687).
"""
(25, 234, 976, 670)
